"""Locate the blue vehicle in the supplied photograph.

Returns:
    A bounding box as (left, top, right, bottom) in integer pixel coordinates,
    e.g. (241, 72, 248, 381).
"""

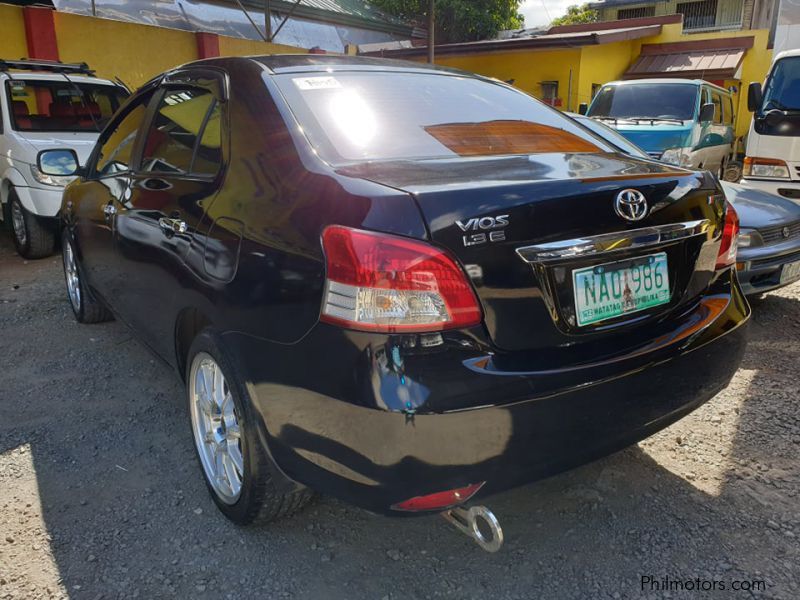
(582, 78, 735, 176)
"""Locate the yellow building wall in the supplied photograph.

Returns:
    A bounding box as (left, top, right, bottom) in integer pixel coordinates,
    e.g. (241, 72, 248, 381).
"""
(418, 48, 583, 110)
(54, 13, 198, 89)
(0, 4, 28, 61)
(218, 36, 306, 57)
(576, 39, 638, 108)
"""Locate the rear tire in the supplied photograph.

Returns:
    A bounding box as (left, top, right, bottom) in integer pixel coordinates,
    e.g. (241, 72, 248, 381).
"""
(10, 191, 55, 259)
(186, 329, 313, 525)
(61, 230, 113, 323)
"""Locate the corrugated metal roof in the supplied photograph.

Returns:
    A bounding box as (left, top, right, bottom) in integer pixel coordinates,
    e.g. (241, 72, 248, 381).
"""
(290, 0, 408, 26)
(625, 48, 747, 79)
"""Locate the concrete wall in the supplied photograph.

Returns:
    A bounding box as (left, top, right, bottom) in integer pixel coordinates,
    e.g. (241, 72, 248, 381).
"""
(0, 3, 307, 90)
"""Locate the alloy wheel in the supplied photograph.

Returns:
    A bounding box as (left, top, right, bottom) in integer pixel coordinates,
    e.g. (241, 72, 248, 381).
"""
(63, 240, 82, 312)
(189, 353, 244, 504)
(11, 201, 26, 247)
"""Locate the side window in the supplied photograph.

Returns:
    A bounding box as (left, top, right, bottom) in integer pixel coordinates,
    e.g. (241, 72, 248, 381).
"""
(140, 87, 221, 176)
(726, 96, 735, 126)
(711, 92, 723, 124)
(94, 93, 151, 176)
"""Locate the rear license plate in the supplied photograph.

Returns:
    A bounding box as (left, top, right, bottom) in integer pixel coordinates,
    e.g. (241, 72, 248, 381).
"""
(573, 252, 670, 327)
(780, 260, 800, 284)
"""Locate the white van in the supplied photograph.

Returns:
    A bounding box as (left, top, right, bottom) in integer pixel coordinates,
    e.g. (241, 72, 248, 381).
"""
(0, 59, 128, 258)
(743, 49, 800, 202)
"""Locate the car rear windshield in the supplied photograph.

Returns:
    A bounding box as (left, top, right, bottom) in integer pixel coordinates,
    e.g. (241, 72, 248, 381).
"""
(5, 79, 129, 132)
(588, 83, 699, 121)
(273, 71, 611, 164)
(761, 56, 800, 112)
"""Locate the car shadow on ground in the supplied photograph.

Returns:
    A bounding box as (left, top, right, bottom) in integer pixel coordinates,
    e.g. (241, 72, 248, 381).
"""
(1, 229, 798, 600)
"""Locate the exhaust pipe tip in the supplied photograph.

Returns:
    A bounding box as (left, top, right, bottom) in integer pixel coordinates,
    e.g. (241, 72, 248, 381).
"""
(442, 505, 504, 552)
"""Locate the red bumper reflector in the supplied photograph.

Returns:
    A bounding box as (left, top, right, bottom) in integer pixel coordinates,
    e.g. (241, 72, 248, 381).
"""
(391, 482, 485, 512)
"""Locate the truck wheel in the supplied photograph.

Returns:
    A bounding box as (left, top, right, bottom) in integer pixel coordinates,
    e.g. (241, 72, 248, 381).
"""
(722, 160, 743, 182)
(62, 230, 113, 323)
(186, 329, 313, 525)
(9, 191, 55, 259)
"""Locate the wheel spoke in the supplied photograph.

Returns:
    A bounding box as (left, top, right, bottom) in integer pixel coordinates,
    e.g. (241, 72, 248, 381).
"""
(221, 451, 240, 488)
(226, 422, 241, 440)
(227, 441, 244, 476)
(213, 364, 225, 408)
(196, 390, 214, 417)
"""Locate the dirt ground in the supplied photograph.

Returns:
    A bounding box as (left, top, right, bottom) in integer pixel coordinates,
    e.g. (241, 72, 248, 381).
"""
(1, 228, 798, 600)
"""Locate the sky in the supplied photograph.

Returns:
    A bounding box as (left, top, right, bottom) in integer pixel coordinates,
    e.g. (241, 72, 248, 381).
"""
(519, 0, 574, 28)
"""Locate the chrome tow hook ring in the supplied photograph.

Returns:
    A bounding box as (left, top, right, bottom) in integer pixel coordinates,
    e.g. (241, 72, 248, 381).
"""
(442, 505, 504, 552)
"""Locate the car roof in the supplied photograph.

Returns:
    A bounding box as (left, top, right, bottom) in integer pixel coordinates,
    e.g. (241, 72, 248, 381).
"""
(250, 54, 471, 77)
(775, 48, 800, 61)
(0, 71, 119, 86)
(600, 78, 729, 92)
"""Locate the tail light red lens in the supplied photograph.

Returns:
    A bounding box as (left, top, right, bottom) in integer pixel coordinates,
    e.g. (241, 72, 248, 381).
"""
(320, 226, 482, 333)
(391, 483, 485, 512)
(715, 202, 739, 270)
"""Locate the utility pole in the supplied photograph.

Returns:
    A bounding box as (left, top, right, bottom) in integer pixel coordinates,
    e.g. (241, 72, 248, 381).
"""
(427, 0, 435, 64)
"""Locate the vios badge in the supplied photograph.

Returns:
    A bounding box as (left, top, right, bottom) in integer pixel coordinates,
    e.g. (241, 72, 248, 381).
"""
(614, 189, 648, 222)
(456, 214, 509, 247)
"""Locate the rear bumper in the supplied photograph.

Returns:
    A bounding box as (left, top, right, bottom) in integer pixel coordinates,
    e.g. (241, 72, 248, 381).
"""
(225, 273, 749, 515)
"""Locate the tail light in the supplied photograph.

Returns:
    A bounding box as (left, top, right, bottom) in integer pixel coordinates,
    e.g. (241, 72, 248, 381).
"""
(391, 483, 484, 512)
(715, 202, 739, 270)
(320, 226, 482, 333)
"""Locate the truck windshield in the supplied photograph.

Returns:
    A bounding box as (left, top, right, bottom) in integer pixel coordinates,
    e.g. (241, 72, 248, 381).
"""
(761, 56, 800, 112)
(273, 71, 612, 165)
(588, 83, 699, 121)
(5, 79, 129, 132)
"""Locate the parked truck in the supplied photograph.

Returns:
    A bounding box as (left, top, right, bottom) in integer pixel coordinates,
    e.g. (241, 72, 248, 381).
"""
(742, 1, 800, 200)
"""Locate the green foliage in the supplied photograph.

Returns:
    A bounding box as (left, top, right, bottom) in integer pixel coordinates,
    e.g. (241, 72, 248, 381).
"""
(550, 4, 599, 26)
(371, 0, 524, 43)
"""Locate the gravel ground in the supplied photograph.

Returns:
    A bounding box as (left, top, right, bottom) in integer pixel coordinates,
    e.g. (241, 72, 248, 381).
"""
(1, 227, 798, 600)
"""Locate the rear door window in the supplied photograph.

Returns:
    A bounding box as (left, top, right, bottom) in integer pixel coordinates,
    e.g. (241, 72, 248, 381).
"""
(140, 88, 221, 176)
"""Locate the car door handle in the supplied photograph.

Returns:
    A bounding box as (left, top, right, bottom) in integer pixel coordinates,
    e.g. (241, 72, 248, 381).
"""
(159, 217, 187, 235)
(103, 204, 117, 217)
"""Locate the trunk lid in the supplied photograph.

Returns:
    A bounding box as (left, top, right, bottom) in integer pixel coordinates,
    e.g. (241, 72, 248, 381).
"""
(339, 152, 725, 353)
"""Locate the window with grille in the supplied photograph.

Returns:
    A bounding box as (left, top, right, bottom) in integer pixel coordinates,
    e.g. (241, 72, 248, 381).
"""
(677, 0, 718, 30)
(617, 6, 656, 20)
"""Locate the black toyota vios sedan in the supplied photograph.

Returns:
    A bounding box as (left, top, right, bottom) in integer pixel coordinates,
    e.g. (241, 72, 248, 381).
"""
(47, 55, 749, 537)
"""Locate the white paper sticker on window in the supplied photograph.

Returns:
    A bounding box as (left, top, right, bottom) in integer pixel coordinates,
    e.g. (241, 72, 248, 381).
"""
(293, 76, 342, 91)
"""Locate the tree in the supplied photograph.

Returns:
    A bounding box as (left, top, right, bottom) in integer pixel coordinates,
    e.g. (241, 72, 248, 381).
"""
(371, 0, 524, 43)
(550, 4, 599, 27)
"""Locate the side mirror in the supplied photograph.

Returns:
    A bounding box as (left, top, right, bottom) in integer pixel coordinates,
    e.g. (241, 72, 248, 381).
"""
(578, 102, 589, 115)
(37, 149, 80, 177)
(699, 102, 715, 123)
(747, 82, 763, 112)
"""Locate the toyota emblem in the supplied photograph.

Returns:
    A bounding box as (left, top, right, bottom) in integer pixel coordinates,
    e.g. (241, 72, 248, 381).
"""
(782, 226, 791, 239)
(614, 189, 649, 222)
